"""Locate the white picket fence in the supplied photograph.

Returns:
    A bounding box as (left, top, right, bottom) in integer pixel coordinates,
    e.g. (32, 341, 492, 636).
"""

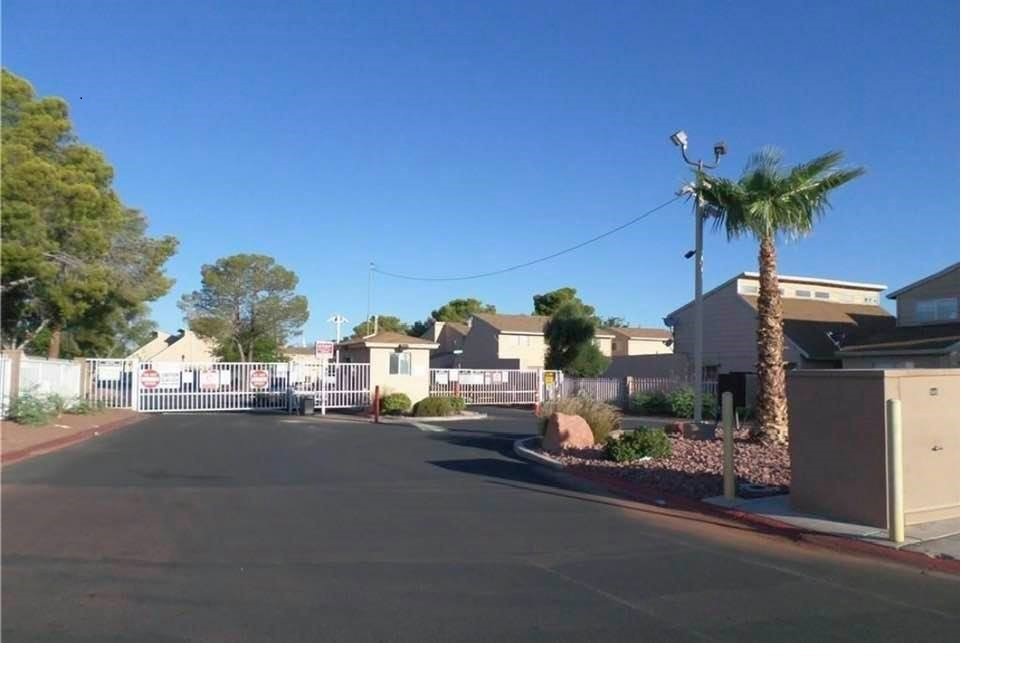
(16, 356, 83, 399)
(429, 368, 557, 405)
(560, 375, 719, 408)
(0, 354, 12, 417)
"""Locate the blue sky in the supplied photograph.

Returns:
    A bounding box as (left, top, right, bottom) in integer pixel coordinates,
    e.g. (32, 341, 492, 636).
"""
(2, 0, 959, 341)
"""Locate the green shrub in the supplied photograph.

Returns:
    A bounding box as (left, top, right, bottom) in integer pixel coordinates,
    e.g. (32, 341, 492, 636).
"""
(538, 395, 621, 444)
(605, 426, 672, 463)
(8, 391, 58, 426)
(448, 396, 466, 412)
(631, 391, 672, 415)
(632, 388, 718, 419)
(379, 392, 412, 415)
(65, 399, 103, 415)
(413, 396, 458, 417)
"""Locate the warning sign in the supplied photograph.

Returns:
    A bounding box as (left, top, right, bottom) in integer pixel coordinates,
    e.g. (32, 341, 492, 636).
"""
(249, 368, 270, 390)
(140, 368, 161, 389)
(199, 369, 219, 391)
(315, 340, 334, 359)
(543, 371, 557, 386)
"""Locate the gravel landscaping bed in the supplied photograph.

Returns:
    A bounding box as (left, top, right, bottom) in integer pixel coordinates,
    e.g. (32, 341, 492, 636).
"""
(546, 426, 790, 501)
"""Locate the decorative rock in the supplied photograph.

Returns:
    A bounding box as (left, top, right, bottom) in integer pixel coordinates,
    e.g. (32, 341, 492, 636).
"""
(542, 412, 595, 453)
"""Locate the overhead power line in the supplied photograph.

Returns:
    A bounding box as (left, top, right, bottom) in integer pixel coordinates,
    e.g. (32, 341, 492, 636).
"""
(371, 195, 682, 282)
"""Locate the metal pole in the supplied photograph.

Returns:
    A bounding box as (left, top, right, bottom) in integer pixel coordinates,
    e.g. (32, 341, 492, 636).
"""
(722, 391, 735, 499)
(886, 398, 905, 543)
(366, 262, 374, 333)
(693, 170, 704, 422)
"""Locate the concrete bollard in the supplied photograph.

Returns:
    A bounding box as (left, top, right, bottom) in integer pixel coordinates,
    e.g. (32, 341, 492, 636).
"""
(886, 398, 904, 543)
(722, 391, 735, 499)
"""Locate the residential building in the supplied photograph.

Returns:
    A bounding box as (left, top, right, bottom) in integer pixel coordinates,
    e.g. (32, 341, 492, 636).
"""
(663, 272, 896, 381)
(421, 321, 470, 368)
(128, 329, 219, 363)
(837, 262, 959, 368)
(282, 346, 319, 363)
(335, 331, 438, 403)
(455, 313, 614, 370)
(605, 327, 673, 356)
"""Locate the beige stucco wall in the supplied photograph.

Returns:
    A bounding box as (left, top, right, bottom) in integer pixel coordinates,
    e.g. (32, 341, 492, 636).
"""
(895, 266, 959, 327)
(736, 276, 883, 306)
(368, 347, 432, 404)
(626, 338, 672, 356)
(594, 336, 613, 357)
(788, 369, 959, 528)
(460, 322, 502, 368)
(496, 332, 547, 369)
(147, 331, 218, 362)
(671, 285, 801, 374)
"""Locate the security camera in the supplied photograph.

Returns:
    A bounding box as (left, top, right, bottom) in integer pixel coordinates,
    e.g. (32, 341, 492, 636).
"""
(670, 130, 688, 148)
(714, 141, 727, 157)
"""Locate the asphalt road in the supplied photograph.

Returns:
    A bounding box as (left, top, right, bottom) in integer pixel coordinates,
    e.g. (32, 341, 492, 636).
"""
(1, 408, 959, 641)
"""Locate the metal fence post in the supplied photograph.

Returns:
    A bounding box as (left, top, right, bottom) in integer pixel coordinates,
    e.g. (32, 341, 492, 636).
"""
(886, 398, 905, 543)
(722, 391, 735, 499)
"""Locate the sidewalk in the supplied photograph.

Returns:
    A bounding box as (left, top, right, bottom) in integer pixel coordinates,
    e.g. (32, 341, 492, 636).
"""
(704, 494, 960, 560)
(1, 410, 144, 466)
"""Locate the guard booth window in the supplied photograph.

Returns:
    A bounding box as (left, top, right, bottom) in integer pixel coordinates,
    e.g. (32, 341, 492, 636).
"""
(389, 352, 412, 375)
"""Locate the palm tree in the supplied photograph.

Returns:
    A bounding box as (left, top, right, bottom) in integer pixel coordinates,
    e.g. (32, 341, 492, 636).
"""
(698, 148, 865, 446)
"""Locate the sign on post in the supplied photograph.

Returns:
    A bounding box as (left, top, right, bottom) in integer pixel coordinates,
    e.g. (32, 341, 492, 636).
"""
(315, 341, 334, 360)
(543, 371, 557, 386)
(249, 368, 270, 390)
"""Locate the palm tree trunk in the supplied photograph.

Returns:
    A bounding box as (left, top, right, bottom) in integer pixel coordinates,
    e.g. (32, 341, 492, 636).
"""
(754, 236, 789, 445)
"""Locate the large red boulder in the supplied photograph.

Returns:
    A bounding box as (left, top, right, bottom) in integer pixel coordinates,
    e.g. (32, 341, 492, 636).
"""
(542, 412, 595, 453)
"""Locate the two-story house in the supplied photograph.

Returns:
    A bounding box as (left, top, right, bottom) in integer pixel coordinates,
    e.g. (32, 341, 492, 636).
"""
(837, 262, 959, 368)
(605, 327, 673, 356)
(663, 272, 897, 380)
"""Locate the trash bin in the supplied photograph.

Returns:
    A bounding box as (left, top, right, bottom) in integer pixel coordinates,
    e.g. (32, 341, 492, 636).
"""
(301, 396, 315, 416)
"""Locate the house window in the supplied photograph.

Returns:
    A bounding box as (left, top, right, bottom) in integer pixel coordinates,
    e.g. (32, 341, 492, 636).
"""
(864, 295, 879, 304)
(795, 289, 812, 298)
(914, 298, 958, 323)
(814, 291, 830, 299)
(388, 351, 412, 375)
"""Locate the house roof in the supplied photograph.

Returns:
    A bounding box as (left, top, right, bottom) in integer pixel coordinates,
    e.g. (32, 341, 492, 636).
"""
(886, 262, 960, 299)
(337, 331, 439, 349)
(738, 295, 896, 360)
(472, 313, 614, 337)
(605, 326, 673, 340)
(664, 272, 888, 323)
(837, 323, 960, 356)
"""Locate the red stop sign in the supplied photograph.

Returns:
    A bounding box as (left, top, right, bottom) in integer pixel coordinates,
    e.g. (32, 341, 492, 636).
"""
(249, 369, 270, 390)
(140, 368, 160, 389)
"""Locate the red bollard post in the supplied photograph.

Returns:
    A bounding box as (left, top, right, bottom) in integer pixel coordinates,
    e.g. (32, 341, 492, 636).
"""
(373, 385, 380, 424)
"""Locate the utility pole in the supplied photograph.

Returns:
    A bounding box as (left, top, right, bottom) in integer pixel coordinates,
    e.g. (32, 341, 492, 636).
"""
(670, 130, 727, 422)
(366, 262, 375, 334)
(327, 314, 348, 343)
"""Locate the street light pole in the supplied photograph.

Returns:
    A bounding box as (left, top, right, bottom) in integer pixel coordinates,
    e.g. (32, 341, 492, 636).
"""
(670, 131, 726, 422)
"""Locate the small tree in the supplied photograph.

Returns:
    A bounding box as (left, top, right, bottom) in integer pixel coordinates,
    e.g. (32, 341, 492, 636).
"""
(544, 302, 610, 377)
(430, 298, 495, 322)
(352, 315, 408, 337)
(533, 287, 595, 318)
(178, 253, 309, 362)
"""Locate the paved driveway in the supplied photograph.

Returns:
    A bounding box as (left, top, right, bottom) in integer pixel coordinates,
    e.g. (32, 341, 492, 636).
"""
(1, 410, 959, 641)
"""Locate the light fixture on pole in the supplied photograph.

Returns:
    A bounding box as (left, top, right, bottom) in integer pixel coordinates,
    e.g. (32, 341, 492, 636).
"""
(327, 314, 349, 343)
(670, 129, 726, 422)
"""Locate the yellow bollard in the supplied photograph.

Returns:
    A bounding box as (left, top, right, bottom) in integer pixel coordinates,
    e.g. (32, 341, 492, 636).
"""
(722, 391, 735, 499)
(886, 398, 905, 543)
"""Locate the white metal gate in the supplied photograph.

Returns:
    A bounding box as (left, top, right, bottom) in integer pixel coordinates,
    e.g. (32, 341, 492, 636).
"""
(429, 368, 561, 405)
(82, 359, 370, 413)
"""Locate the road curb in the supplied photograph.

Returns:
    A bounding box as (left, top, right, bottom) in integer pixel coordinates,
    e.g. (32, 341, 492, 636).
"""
(513, 436, 959, 576)
(512, 437, 565, 469)
(391, 411, 490, 423)
(1, 413, 148, 468)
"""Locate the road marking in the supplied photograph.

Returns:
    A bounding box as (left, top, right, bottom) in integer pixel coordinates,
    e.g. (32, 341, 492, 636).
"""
(412, 422, 447, 432)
